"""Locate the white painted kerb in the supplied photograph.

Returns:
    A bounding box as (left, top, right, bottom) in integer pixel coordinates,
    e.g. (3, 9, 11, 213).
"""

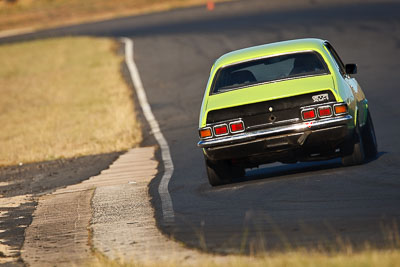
(121, 37, 175, 223)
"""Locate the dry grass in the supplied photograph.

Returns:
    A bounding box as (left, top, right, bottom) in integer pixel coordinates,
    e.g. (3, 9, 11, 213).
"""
(86, 222, 400, 266)
(86, 249, 400, 267)
(0, 0, 222, 32)
(0, 37, 141, 166)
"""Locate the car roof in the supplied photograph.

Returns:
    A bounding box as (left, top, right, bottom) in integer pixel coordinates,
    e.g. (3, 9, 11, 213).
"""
(213, 38, 327, 69)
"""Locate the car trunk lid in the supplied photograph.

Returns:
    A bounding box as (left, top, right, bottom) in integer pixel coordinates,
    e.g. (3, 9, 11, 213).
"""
(204, 75, 336, 129)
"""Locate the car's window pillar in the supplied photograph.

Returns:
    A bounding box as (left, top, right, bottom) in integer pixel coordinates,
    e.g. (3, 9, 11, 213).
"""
(324, 42, 346, 77)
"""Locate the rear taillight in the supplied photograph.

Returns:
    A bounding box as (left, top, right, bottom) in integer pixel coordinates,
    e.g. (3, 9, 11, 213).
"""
(334, 104, 348, 115)
(199, 127, 212, 139)
(302, 109, 316, 120)
(214, 124, 229, 136)
(229, 121, 245, 133)
(318, 106, 332, 117)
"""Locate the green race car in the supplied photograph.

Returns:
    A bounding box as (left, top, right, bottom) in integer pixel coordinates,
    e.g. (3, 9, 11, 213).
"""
(198, 38, 377, 186)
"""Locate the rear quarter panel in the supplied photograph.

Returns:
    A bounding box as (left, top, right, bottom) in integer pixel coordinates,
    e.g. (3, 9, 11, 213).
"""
(321, 45, 367, 127)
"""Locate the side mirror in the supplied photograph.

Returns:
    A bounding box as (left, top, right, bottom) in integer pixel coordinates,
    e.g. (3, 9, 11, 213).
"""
(345, 63, 357, 75)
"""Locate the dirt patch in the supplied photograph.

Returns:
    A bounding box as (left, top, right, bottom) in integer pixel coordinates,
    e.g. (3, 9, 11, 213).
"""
(0, 152, 120, 266)
(0, 153, 120, 198)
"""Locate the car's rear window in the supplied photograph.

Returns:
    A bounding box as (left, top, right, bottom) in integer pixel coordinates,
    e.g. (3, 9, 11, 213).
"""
(211, 51, 329, 94)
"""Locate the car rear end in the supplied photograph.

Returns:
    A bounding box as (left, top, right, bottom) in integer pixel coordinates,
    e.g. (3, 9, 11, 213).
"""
(199, 88, 353, 167)
(198, 40, 356, 185)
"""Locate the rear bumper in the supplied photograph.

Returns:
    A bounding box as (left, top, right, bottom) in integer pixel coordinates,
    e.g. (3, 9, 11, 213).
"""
(198, 115, 354, 162)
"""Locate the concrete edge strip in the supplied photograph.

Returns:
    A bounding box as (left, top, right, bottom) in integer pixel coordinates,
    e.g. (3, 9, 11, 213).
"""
(120, 37, 175, 223)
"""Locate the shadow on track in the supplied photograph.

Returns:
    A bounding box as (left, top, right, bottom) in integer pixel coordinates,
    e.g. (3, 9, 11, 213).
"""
(213, 151, 386, 188)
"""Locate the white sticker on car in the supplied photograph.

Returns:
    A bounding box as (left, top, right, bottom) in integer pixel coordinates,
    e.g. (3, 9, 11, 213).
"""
(312, 93, 329, 103)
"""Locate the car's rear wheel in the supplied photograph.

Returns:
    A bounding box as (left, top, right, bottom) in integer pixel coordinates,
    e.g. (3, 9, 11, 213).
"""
(362, 111, 378, 159)
(341, 118, 365, 166)
(204, 157, 245, 186)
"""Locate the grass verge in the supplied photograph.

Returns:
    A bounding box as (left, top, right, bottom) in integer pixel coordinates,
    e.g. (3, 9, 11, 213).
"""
(87, 249, 400, 267)
(0, 37, 141, 166)
(0, 0, 223, 33)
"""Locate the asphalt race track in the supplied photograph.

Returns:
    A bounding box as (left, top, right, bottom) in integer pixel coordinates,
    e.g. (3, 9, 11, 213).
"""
(3, 0, 400, 254)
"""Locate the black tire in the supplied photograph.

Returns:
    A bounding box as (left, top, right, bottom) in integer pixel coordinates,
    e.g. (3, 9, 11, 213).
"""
(362, 111, 378, 159)
(205, 158, 231, 186)
(341, 119, 365, 166)
(204, 157, 245, 186)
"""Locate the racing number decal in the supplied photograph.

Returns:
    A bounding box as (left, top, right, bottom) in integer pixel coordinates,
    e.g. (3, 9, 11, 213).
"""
(312, 93, 329, 103)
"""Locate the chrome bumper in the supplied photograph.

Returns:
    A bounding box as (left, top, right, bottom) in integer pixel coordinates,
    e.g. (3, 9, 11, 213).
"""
(197, 115, 353, 148)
